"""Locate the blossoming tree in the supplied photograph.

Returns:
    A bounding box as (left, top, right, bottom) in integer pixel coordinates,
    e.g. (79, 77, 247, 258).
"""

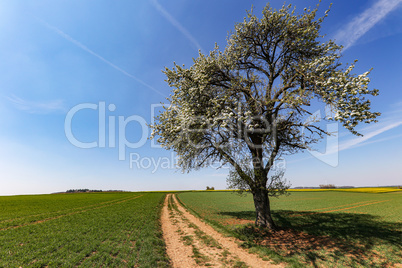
(151, 3, 380, 229)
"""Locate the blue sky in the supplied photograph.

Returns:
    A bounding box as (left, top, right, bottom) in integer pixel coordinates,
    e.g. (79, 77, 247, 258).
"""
(1, 0, 401, 195)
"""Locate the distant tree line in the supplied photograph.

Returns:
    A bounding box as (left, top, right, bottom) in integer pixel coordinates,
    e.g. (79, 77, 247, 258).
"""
(65, 189, 127, 193)
(206, 186, 215, 191)
(319, 184, 336, 189)
(66, 189, 102, 193)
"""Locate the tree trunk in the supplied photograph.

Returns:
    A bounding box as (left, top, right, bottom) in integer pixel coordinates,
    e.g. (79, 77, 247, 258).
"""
(252, 188, 277, 230)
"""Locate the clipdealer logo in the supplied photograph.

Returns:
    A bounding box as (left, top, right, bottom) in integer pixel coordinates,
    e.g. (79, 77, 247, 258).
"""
(64, 102, 338, 170)
(64, 102, 148, 161)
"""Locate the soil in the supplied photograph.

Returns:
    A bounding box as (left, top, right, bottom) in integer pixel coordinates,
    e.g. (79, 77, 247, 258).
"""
(161, 194, 282, 267)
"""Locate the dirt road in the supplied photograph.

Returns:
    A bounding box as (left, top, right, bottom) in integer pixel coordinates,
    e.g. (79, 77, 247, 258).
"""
(161, 194, 282, 267)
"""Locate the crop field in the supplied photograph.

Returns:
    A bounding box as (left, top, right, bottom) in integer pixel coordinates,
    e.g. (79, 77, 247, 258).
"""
(178, 190, 402, 267)
(0, 192, 169, 267)
(1, 190, 400, 267)
(287, 187, 402, 193)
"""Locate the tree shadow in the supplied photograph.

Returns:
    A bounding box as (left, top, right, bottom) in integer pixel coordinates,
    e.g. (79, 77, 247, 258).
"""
(219, 211, 255, 221)
(218, 210, 402, 267)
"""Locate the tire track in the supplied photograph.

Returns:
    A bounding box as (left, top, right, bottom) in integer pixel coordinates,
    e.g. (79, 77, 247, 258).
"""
(161, 194, 282, 267)
(161, 194, 198, 267)
(290, 200, 390, 217)
(322, 200, 390, 213)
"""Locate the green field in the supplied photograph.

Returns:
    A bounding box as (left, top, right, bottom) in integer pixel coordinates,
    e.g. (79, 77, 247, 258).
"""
(178, 191, 402, 267)
(1, 190, 401, 267)
(0, 192, 169, 267)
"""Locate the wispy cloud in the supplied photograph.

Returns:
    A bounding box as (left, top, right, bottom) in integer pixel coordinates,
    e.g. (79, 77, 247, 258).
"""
(325, 103, 402, 153)
(37, 18, 166, 97)
(7, 95, 65, 114)
(334, 0, 402, 50)
(338, 120, 402, 151)
(151, 0, 203, 52)
(348, 132, 402, 149)
(390, 100, 402, 111)
(287, 102, 402, 164)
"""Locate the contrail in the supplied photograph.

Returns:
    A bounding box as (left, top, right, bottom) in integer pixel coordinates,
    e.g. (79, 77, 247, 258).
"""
(151, 0, 203, 52)
(37, 18, 166, 97)
(334, 0, 402, 50)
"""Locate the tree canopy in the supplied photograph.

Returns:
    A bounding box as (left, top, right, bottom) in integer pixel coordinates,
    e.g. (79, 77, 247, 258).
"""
(150, 3, 380, 229)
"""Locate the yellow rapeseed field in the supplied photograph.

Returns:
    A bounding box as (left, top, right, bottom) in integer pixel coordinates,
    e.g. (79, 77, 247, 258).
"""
(288, 187, 402, 193)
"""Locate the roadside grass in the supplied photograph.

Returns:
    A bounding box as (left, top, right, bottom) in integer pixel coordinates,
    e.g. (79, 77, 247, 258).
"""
(178, 191, 402, 267)
(0, 192, 170, 267)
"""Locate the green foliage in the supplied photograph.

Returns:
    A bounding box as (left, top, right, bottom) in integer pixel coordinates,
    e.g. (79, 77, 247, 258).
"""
(319, 184, 336, 189)
(151, 2, 380, 203)
(227, 168, 291, 197)
(66, 189, 103, 193)
(0, 193, 170, 267)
